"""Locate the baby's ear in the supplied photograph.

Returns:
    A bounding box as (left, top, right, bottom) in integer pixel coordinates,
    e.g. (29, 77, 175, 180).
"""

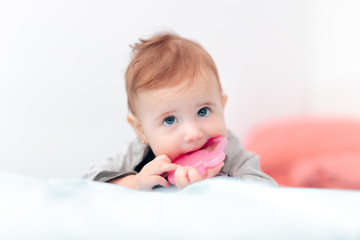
(127, 114, 146, 141)
(221, 94, 228, 108)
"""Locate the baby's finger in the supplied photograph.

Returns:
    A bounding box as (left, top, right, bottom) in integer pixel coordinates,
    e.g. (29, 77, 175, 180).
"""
(204, 162, 224, 179)
(137, 175, 170, 190)
(187, 167, 202, 184)
(150, 175, 171, 188)
(151, 162, 178, 175)
(147, 154, 178, 175)
(174, 166, 190, 189)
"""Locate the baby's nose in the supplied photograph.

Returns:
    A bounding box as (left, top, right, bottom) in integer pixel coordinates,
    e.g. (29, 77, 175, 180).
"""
(183, 122, 204, 143)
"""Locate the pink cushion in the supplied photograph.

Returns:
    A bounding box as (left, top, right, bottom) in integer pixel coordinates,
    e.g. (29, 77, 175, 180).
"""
(243, 116, 360, 189)
(289, 153, 360, 189)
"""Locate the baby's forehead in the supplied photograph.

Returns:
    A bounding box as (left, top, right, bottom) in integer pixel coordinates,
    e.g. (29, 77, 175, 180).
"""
(137, 74, 221, 103)
(148, 67, 219, 90)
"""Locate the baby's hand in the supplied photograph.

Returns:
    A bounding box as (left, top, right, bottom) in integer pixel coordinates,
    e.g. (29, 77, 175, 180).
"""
(202, 161, 224, 179)
(173, 162, 224, 189)
(132, 154, 178, 190)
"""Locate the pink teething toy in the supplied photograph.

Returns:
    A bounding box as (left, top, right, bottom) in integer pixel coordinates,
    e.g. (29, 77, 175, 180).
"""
(167, 136, 228, 184)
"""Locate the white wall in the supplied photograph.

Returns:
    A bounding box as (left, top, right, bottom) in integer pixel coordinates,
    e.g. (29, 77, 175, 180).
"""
(308, 0, 360, 116)
(0, 0, 358, 178)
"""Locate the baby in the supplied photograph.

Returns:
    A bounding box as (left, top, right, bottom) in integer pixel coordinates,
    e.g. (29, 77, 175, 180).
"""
(83, 32, 276, 190)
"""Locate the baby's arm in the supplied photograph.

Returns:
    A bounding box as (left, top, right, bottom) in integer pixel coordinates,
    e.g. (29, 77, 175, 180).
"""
(109, 154, 178, 190)
(173, 162, 224, 189)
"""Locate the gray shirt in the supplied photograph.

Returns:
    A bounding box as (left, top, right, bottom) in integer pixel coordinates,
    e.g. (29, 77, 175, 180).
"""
(83, 130, 276, 185)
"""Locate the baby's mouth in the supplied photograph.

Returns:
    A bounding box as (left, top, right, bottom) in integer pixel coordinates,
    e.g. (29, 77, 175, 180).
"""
(174, 136, 226, 161)
(187, 137, 219, 155)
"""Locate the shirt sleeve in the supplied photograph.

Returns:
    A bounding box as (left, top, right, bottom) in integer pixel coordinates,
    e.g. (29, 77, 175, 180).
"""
(220, 130, 277, 185)
(82, 139, 146, 182)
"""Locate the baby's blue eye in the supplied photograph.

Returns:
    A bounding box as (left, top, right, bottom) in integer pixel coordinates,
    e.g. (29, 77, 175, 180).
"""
(163, 116, 178, 126)
(197, 107, 210, 117)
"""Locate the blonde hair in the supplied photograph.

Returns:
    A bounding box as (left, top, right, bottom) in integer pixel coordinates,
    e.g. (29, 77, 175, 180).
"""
(125, 32, 221, 114)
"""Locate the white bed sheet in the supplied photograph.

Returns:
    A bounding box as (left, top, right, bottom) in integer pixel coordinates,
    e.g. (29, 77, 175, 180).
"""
(1, 173, 359, 240)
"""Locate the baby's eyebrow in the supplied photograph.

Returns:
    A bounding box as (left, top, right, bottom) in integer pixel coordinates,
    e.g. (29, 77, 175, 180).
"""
(196, 101, 216, 108)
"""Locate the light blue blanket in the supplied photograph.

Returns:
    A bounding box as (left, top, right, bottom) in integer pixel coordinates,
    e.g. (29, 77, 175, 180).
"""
(1, 173, 359, 240)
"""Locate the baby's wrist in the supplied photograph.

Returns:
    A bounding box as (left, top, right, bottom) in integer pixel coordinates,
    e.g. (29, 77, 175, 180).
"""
(108, 174, 137, 189)
(131, 174, 139, 189)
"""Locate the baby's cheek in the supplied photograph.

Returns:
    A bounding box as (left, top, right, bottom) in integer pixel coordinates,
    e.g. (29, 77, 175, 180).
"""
(210, 119, 227, 137)
(152, 145, 179, 161)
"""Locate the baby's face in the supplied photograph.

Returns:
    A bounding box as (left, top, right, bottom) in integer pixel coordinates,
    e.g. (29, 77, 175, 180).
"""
(132, 71, 227, 161)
